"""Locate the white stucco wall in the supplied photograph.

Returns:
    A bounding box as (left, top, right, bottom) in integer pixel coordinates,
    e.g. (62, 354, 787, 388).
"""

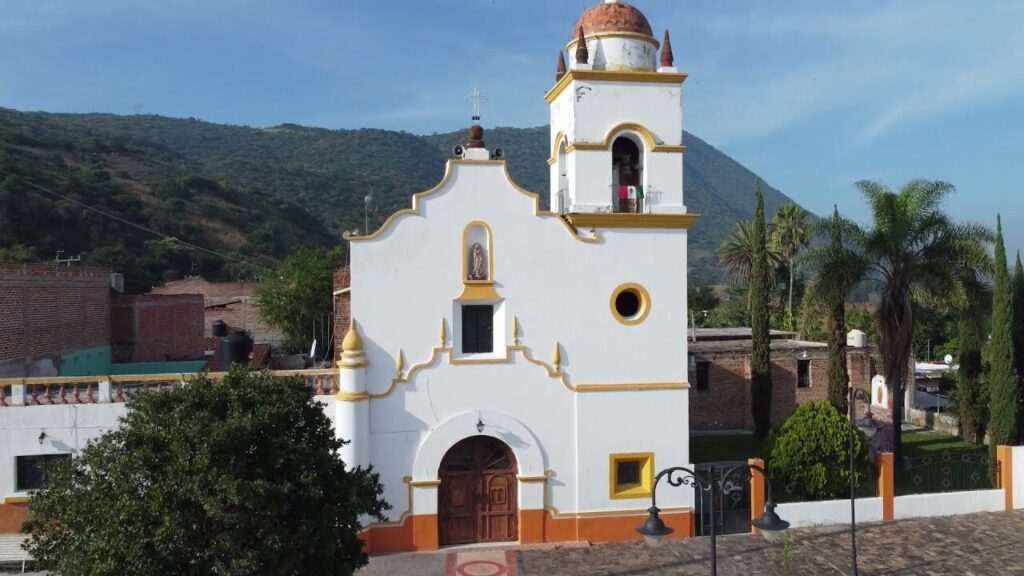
(776, 497, 883, 529)
(0, 403, 126, 498)
(1013, 446, 1024, 509)
(893, 489, 1004, 520)
(349, 160, 690, 520)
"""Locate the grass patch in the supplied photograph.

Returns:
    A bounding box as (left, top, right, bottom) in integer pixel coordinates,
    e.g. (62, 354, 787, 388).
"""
(901, 429, 987, 457)
(690, 434, 764, 463)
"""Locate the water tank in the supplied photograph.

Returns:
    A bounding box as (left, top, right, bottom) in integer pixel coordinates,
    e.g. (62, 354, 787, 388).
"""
(221, 330, 253, 370)
(846, 329, 867, 348)
(212, 320, 229, 337)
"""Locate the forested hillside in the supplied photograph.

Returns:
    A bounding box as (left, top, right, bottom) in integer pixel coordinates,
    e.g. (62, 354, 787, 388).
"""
(0, 107, 806, 288)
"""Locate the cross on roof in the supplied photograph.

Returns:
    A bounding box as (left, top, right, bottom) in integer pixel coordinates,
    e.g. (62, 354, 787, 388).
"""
(467, 87, 486, 122)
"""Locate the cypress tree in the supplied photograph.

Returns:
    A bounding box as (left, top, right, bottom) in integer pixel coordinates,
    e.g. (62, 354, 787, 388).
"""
(825, 208, 851, 414)
(988, 215, 1017, 449)
(750, 179, 773, 438)
(1013, 251, 1024, 438)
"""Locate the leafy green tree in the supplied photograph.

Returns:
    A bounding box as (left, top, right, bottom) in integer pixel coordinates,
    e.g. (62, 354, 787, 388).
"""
(770, 203, 812, 321)
(24, 367, 389, 576)
(850, 180, 991, 467)
(988, 216, 1017, 448)
(765, 402, 871, 501)
(802, 207, 867, 414)
(257, 246, 344, 354)
(750, 180, 773, 438)
(688, 284, 720, 328)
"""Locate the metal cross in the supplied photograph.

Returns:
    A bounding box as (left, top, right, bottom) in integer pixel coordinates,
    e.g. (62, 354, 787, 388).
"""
(466, 87, 486, 121)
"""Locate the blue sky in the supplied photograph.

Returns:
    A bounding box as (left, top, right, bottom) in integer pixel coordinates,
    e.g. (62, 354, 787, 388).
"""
(2, 0, 1022, 255)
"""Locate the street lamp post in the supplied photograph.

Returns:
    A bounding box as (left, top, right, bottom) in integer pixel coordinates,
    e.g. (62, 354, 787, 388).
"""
(636, 463, 790, 576)
(848, 385, 878, 576)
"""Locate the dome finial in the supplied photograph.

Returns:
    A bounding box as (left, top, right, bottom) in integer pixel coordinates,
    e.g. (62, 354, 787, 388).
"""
(341, 318, 363, 353)
(660, 29, 674, 68)
(574, 26, 589, 65)
(556, 51, 567, 81)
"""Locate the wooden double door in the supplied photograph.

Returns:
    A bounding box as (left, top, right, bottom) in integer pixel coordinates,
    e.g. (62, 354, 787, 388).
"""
(438, 435, 518, 546)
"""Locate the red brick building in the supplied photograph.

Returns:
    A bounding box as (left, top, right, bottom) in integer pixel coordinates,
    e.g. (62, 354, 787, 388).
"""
(0, 263, 112, 378)
(111, 294, 205, 363)
(151, 277, 282, 345)
(333, 266, 351, 359)
(688, 328, 875, 431)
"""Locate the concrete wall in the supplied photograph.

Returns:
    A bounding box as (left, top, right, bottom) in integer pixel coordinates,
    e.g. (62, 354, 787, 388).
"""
(893, 489, 1004, 520)
(0, 263, 111, 378)
(776, 497, 883, 529)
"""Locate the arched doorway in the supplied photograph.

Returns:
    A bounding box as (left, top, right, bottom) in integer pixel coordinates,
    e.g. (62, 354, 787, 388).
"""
(612, 136, 643, 213)
(438, 435, 518, 546)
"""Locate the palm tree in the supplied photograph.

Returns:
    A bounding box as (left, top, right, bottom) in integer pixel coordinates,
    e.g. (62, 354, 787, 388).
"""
(771, 203, 812, 319)
(849, 179, 991, 467)
(801, 207, 867, 414)
(718, 220, 782, 310)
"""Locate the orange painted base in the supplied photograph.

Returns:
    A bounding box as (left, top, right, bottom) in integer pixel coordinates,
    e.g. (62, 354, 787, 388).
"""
(0, 503, 29, 533)
(361, 509, 693, 554)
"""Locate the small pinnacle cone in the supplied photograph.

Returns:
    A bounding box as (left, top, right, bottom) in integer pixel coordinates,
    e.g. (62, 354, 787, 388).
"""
(556, 52, 567, 81)
(574, 26, 589, 64)
(661, 29, 674, 68)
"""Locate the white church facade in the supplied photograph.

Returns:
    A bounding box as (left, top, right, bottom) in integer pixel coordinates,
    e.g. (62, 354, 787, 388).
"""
(0, 0, 699, 552)
(337, 0, 696, 552)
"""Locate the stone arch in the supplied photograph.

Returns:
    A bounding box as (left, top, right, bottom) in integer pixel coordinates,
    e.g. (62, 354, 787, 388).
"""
(412, 410, 545, 482)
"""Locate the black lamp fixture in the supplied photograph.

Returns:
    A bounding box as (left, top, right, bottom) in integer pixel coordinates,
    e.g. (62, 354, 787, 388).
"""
(38, 431, 47, 445)
(476, 416, 485, 434)
(848, 385, 876, 576)
(636, 463, 789, 575)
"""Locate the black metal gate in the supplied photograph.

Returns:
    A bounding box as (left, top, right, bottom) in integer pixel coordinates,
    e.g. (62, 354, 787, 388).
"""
(694, 461, 751, 536)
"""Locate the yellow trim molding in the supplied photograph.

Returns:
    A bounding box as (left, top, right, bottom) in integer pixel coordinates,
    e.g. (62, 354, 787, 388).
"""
(461, 221, 495, 284)
(609, 453, 655, 500)
(338, 361, 368, 370)
(517, 474, 549, 483)
(548, 122, 686, 164)
(545, 69, 688, 104)
(565, 213, 699, 229)
(408, 479, 442, 488)
(549, 131, 567, 166)
(4, 496, 29, 504)
(343, 160, 600, 245)
(334, 334, 686, 402)
(541, 468, 686, 519)
(367, 476, 413, 527)
(565, 31, 660, 53)
(610, 282, 651, 326)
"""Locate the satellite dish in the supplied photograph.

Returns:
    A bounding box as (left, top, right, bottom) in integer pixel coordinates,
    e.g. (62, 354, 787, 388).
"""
(944, 354, 953, 365)
(452, 144, 465, 158)
(493, 147, 504, 160)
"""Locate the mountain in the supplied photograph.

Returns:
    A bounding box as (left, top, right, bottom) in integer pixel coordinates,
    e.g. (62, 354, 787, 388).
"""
(0, 107, 804, 288)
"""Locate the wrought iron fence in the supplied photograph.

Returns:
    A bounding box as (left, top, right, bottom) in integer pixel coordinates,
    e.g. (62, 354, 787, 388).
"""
(895, 451, 997, 496)
(694, 461, 751, 536)
(772, 465, 878, 503)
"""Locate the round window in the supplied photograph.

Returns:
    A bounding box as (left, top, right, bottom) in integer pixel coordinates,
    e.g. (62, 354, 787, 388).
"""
(610, 283, 650, 325)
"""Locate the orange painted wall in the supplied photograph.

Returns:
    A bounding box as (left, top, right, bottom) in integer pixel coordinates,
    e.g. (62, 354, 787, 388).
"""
(876, 452, 894, 521)
(363, 509, 693, 554)
(0, 503, 29, 533)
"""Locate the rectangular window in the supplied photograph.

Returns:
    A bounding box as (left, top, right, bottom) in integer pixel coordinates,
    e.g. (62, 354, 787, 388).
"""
(797, 359, 811, 388)
(461, 305, 494, 354)
(16, 454, 70, 492)
(695, 361, 710, 391)
(609, 453, 654, 500)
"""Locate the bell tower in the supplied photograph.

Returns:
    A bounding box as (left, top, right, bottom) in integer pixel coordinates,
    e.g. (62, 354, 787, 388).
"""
(547, 1, 687, 216)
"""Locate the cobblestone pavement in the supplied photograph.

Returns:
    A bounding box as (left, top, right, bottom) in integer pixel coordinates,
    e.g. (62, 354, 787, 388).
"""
(358, 510, 1024, 575)
(518, 510, 1024, 576)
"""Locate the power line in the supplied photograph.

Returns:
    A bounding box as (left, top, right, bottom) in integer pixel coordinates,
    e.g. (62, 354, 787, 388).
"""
(1, 170, 271, 273)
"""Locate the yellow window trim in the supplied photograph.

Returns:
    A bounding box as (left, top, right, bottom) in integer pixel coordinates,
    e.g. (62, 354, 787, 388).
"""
(610, 282, 651, 326)
(566, 213, 699, 230)
(609, 453, 655, 500)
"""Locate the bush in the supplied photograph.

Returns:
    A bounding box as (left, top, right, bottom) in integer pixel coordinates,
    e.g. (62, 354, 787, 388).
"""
(25, 366, 389, 575)
(765, 401, 871, 501)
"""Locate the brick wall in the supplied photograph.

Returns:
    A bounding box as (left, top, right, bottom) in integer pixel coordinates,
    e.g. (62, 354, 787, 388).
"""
(0, 263, 111, 377)
(333, 267, 351, 360)
(151, 277, 282, 344)
(111, 293, 205, 362)
(690, 346, 874, 431)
